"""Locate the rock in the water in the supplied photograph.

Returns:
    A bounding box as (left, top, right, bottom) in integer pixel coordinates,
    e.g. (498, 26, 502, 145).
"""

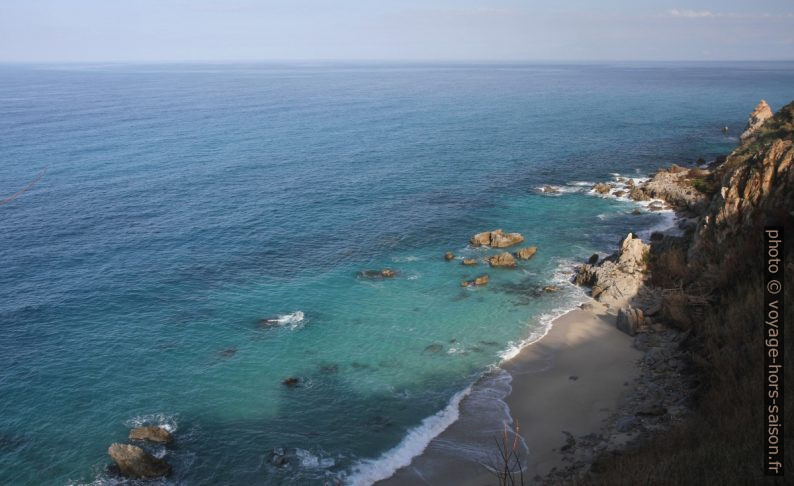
(461, 258, 477, 266)
(593, 182, 612, 194)
(616, 307, 645, 336)
(488, 252, 517, 268)
(629, 186, 649, 201)
(270, 447, 288, 467)
(108, 443, 171, 479)
(542, 185, 559, 194)
(444, 252, 455, 261)
(588, 253, 599, 265)
(357, 269, 396, 279)
(543, 285, 558, 293)
(514, 246, 538, 260)
(424, 343, 443, 353)
(128, 426, 173, 444)
(740, 99, 773, 140)
(614, 190, 626, 198)
(461, 274, 489, 287)
(282, 377, 300, 387)
(470, 229, 524, 248)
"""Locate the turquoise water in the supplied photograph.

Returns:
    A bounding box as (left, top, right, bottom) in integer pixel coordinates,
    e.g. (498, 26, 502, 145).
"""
(1, 62, 792, 485)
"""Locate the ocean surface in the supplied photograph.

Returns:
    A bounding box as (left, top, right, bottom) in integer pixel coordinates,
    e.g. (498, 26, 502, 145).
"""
(0, 62, 792, 485)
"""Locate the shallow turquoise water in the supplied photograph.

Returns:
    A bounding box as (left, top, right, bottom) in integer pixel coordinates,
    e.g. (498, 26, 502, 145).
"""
(0, 62, 792, 484)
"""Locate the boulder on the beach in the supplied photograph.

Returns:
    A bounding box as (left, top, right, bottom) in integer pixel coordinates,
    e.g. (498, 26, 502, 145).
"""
(593, 183, 612, 194)
(128, 426, 173, 444)
(461, 274, 489, 287)
(108, 443, 171, 479)
(616, 307, 645, 336)
(488, 252, 517, 268)
(514, 246, 538, 260)
(444, 252, 455, 261)
(461, 258, 477, 266)
(470, 229, 524, 248)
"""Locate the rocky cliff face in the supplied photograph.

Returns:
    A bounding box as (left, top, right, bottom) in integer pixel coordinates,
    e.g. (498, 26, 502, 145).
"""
(740, 99, 774, 140)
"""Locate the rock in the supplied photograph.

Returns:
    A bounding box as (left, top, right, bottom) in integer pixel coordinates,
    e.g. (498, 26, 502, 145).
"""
(588, 253, 599, 265)
(629, 186, 649, 201)
(488, 252, 517, 268)
(543, 285, 558, 293)
(593, 183, 611, 194)
(615, 416, 638, 432)
(569, 375, 579, 381)
(282, 377, 300, 387)
(542, 185, 559, 194)
(648, 201, 665, 211)
(444, 252, 455, 261)
(357, 269, 396, 279)
(108, 443, 171, 479)
(128, 426, 173, 444)
(573, 234, 649, 308)
(270, 447, 288, 467)
(614, 190, 626, 198)
(740, 100, 773, 140)
(637, 403, 667, 416)
(461, 258, 477, 265)
(631, 208, 643, 215)
(217, 347, 237, 358)
(424, 343, 443, 353)
(616, 307, 645, 336)
(514, 246, 538, 260)
(470, 229, 524, 248)
(461, 274, 489, 287)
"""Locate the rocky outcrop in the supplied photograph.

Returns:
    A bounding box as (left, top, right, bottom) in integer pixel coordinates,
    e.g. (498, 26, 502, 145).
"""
(461, 258, 477, 265)
(461, 274, 489, 287)
(129, 426, 172, 444)
(630, 166, 708, 212)
(574, 233, 649, 308)
(470, 229, 524, 248)
(488, 252, 517, 268)
(616, 307, 645, 336)
(593, 183, 612, 194)
(514, 246, 538, 260)
(740, 99, 773, 140)
(108, 443, 171, 479)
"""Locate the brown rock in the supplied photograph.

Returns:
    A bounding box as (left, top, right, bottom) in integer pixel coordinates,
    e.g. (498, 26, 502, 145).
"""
(470, 229, 524, 248)
(629, 186, 649, 201)
(380, 268, 396, 278)
(462, 274, 489, 287)
(542, 185, 559, 194)
(108, 443, 171, 479)
(515, 246, 538, 260)
(488, 252, 517, 268)
(444, 252, 455, 261)
(282, 377, 300, 387)
(129, 426, 172, 444)
(461, 258, 477, 266)
(593, 183, 612, 194)
(616, 307, 645, 336)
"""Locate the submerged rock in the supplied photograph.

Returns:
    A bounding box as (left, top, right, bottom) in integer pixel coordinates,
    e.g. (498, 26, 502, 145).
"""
(444, 251, 455, 261)
(461, 274, 489, 287)
(357, 269, 396, 279)
(424, 343, 443, 353)
(217, 347, 237, 358)
(488, 252, 517, 268)
(128, 426, 173, 444)
(108, 443, 171, 479)
(514, 246, 538, 260)
(282, 377, 300, 387)
(470, 229, 524, 248)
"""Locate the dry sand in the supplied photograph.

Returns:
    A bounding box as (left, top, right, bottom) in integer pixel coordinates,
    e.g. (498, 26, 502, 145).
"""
(378, 301, 641, 485)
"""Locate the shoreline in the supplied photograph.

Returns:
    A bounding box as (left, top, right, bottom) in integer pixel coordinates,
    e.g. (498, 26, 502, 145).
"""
(377, 301, 642, 485)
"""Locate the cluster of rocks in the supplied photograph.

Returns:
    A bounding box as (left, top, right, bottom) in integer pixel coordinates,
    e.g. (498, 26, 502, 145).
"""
(356, 268, 396, 279)
(446, 230, 540, 286)
(107, 425, 173, 479)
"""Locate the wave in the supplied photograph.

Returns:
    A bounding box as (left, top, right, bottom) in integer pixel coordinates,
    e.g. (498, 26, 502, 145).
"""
(261, 311, 306, 330)
(124, 412, 178, 433)
(345, 387, 472, 486)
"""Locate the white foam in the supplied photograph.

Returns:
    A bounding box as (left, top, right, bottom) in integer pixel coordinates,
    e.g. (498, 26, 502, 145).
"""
(295, 448, 335, 469)
(392, 256, 420, 263)
(263, 311, 306, 330)
(346, 387, 471, 486)
(124, 413, 178, 433)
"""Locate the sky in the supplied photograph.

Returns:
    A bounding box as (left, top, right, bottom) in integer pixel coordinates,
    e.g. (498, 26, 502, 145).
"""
(0, 0, 793, 62)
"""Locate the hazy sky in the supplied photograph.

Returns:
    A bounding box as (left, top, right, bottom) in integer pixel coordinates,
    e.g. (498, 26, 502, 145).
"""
(1, 0, 792, 62)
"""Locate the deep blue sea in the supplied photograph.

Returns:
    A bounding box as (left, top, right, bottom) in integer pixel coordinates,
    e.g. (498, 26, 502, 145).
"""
(0, 62, 792, 485)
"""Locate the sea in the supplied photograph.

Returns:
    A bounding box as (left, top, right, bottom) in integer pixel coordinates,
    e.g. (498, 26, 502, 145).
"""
(1, 61, 792, 485)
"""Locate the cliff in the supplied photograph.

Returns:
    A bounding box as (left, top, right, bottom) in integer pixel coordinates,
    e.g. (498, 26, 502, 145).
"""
(571, 101, 794, 484)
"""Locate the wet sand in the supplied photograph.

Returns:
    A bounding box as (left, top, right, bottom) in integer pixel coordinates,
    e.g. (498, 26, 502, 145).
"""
(378, 301, 641, 485)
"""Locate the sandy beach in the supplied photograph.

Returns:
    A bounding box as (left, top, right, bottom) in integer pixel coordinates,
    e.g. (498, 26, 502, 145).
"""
(379, 301, 642, 485)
